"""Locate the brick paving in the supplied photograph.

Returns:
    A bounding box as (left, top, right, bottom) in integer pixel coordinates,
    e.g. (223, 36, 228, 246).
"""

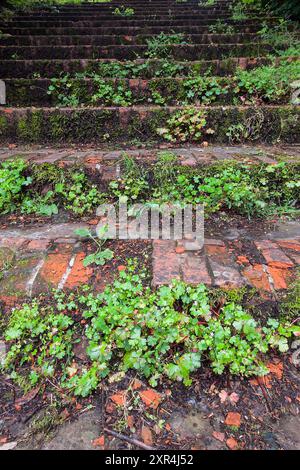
(0, 221, 299, 305)
(1, 144, 300, 167)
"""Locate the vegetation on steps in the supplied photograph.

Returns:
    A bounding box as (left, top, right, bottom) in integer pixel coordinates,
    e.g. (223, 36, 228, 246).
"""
(1, 261, 299, 397)
(0, 157, 299, 219)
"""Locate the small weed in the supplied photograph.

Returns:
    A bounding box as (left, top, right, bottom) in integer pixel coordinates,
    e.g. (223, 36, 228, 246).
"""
(112, 6, 135, 17)
(75, 226, 114, 267)
(157, 108, 207, 143)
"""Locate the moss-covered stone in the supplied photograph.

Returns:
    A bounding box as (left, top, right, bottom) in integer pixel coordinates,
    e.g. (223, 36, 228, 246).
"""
(0, 106, 299, 144)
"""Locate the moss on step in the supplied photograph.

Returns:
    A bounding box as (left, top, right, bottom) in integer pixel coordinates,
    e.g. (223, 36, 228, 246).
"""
(0, 106, 299, 144)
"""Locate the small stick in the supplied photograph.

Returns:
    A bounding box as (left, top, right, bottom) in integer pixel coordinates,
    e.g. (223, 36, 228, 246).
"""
(104, 427, 155, 450)
(256, 376, 272, 412)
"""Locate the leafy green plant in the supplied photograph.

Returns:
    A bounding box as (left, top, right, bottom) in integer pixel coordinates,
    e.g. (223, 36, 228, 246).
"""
(199, 0, 216, 6)
(2, 263, 299, 396)
(230, 1, 248, 20)
(157, 108, 207, 142)
(48, 74, 133, 107)
(54, 171, 102, 216)
(209, 20, 235, 34)
(145, 32, 188, 58)
(0, 159, 103, 217)
(109, 154, 149, 203)
(75, 226, 114, 267)
(182, 75, 228, 104)
(0, 159, 31, 214)
(234, 60, 300, 104)
(113, 5, 135, 17)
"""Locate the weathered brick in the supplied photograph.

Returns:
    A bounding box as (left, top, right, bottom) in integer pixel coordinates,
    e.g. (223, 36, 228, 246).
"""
(183, 239, 204, 251)
(26, 239, 50, 251)
(64, 252, 93, 288)
(0, 256, 43, 297)
(276, 239, 300, 252)
(255, 240, 293, 269)
(39, 251, 72, 288)
(209, 260, 244, 288)
(0, 247, 15, 271)
(243, 264, 271, 292)
(182, 253, 211, 285)
(0, 237, 28, 249)
(268, 267, 292, 290)
(152, 240, 180, 287)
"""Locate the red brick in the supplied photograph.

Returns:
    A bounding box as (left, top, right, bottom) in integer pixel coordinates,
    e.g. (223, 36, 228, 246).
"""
(182, 253, 211, 285)
(236, 255, 250, 265)
(139, 389, 162, 409)
(255, 240, 293, 269)
(26, 239, 50, 251)
(276, 239, 300, 252)
(243, 264, 272, 292)
(152, 240, 180, 286)
(39, 252, 71, 287)
(64, 252, 93, 288)
(0, 237, 28, 249)
(268, 266, 292, 290)
(209, 260, 244, 288)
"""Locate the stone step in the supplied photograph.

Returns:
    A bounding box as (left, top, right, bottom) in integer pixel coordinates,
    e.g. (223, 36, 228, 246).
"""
(1, 56, 293, 79)
(3, 75, 293, 107)
(0, 221, 299, 300)
(0, 24, 270, 36)
(0, 17, 277, 28)
(0, 105, 298, 144)
(1, 144, 299, 167)
(0, 43, 282, 60)
(3, 10, 242, 18)
(0, 33, 267, 47)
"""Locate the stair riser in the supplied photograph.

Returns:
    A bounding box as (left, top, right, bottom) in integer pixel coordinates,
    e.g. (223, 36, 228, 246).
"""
(0, 17, 275, 28)
(12, 9, 232, 18)
(0, 33, 264, 47)
(0, 107, 298, 144)
(4, 77, 293, 107)
(0, 44, 277, 60)
(0, 24, 267, 35)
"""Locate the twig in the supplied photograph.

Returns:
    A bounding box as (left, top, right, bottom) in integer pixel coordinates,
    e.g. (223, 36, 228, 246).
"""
(256, 376, 272, 413)
(104, 427, 155, 450)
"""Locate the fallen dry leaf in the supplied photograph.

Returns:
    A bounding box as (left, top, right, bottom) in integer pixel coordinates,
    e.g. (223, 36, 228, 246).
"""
(92, 435, 105, 447)
(226, 437, 238, 450)
(229, 392, 240, 404)
(212, 431, 225, 442)
(141, 426, 153, 446)
(267, 361, 283, 380)
(219, 390, 228, 403)
(127, 415, 134, 428)
(225, 412, 241, 428)
(110, 392, 126, 406)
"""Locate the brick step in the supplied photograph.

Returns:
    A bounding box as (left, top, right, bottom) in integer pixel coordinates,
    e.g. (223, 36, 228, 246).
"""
(0, 17, 277, 28)
(13, 3, 231, 10)
(0, 222, 299, 299)
(4, 76, 293, 107)
(3, 56, 293, 79)
(152, 236, 300, 290)
(1, 144, 299, 169)
(0, 105, 298, 144)
(0, 43, 282, 60)
(0, 15, 240, 26)
(0, 33, 268, 47)
(6, 11, 238, 18)
(0, 24, 270, 36)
